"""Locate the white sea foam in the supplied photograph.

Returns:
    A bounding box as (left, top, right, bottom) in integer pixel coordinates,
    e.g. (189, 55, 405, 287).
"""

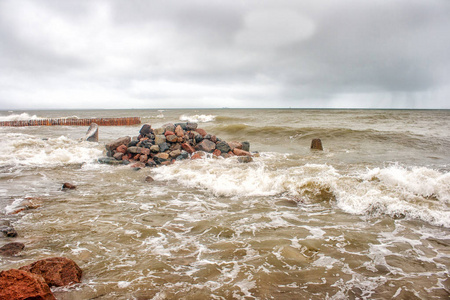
(0, 112, 43, 121)
(335, 165, 450, 227)
(0, 133, 103, 168)
(117, 281, 131, 288)
(179, 114, 216, 123)
(152, 155, 450, 227)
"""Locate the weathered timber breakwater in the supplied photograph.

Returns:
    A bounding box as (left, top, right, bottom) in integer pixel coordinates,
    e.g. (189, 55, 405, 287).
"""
(0, 117, 141, 127)
(100, 122, 254, 167)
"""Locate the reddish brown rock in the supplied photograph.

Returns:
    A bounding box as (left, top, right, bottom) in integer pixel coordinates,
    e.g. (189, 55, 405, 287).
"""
(228, 141, 242, 150)
(62, 183, 76, 190)
(113, 152, 124, 160)
(213, 149, 221, 157)
(195, 139, 216, 153)
(233, 148, 252, 156)
(195, 128, 207, 137)
(311, 139, 323, 150)
(164, 130, 175, 137)
(19, 257, 82, 287)
(175, 125, 184, 137)
(145, 176, 154, 182)
(139, 154, 148, 163)
(116, 144, 127, 154)
(105, 136, 131, 152)
(169, 149, 182, 158)
(181, 143, 195, 154)
(210, 135, 217, 143)
(156, 153, 169, 160)
(130, 162, 146, 169)
(141, 148, 150, 156)
(0, 269, 56, 300)
(191, 153, 202, 160)
(166, 134, 178, 143)
(0, 242, 25, 256)
(160, 161, 173, 166)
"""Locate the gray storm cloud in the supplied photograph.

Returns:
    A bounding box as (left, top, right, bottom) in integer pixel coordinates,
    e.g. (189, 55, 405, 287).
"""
(0, 0, 449, 109)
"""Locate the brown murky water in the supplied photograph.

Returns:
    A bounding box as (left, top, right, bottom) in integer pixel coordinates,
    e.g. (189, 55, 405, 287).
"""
(1, 109, 449, 299)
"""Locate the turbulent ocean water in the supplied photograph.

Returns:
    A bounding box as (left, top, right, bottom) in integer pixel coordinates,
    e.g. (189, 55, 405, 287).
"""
(0, 109, 449, 299)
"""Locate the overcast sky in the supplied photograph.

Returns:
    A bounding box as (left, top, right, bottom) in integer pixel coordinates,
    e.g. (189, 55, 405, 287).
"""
(0, 0, 449, 109)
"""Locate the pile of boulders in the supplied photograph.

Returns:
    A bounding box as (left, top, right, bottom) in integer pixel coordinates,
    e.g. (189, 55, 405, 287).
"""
(99, 122, 254, 167)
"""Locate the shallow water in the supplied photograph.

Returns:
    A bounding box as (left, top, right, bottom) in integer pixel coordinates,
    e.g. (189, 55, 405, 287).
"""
(0, 109, 449, 299)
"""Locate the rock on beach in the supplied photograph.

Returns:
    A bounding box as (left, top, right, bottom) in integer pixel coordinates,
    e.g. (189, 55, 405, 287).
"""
(0, 269, 56, 300)
(19, 257, 83, 287)
(0, 242, 25, 256)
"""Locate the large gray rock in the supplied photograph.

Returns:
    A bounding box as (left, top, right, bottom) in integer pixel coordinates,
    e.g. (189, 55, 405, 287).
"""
(242, 141, 250, 152)
(216, 141, 231, 153)
(153, 127, 165, 135)
(195, 139, 216, 153)
(163, 123, 175, 133)
(154, 135, 166, 145)
(98, 157, 127, 165)
(84, 123, 99, 142)
(159, 142, 170, 152)
(105, 136, 131, 152)
(186, 122, 198, 131)
(139, 124, 152, 136)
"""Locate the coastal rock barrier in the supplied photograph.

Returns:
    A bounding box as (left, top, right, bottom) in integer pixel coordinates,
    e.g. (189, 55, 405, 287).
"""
(100, 122, 254, 167)
(0, 117, 141, 127)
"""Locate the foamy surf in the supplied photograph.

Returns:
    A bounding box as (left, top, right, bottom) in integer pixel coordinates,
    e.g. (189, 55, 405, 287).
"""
(0, 133, 103, 168)
(152, 155, 450, 227)
(179, 114, 216, 123)
(0, 112, 43, 121)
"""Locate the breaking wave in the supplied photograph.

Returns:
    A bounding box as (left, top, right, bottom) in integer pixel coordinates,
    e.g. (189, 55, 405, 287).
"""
(179, 114, 216, 123)
(0, 112, 43, 121)
(152, 156, 450, 227)
(0, 133, 103, 169)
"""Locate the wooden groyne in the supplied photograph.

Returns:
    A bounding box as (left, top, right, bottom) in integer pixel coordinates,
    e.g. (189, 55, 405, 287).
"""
(0, 117, 141, 127)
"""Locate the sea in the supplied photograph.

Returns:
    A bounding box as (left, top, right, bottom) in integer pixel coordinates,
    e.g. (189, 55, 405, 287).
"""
(0, 109, 449, 299)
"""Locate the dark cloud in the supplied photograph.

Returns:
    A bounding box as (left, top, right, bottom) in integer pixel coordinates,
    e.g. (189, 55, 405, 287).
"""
(0, 0, 449, 109)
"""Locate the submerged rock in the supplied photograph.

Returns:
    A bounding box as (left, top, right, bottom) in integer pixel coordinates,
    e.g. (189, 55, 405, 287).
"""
(0, 242, 25, 256)
(98, 157, 127, 165)
(0, 225, 18, 237)
(237, 156, 253, 163)
(19, 257, 82, 287)
(62, 182, 77, 190)
(0, 269, 56, 300)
